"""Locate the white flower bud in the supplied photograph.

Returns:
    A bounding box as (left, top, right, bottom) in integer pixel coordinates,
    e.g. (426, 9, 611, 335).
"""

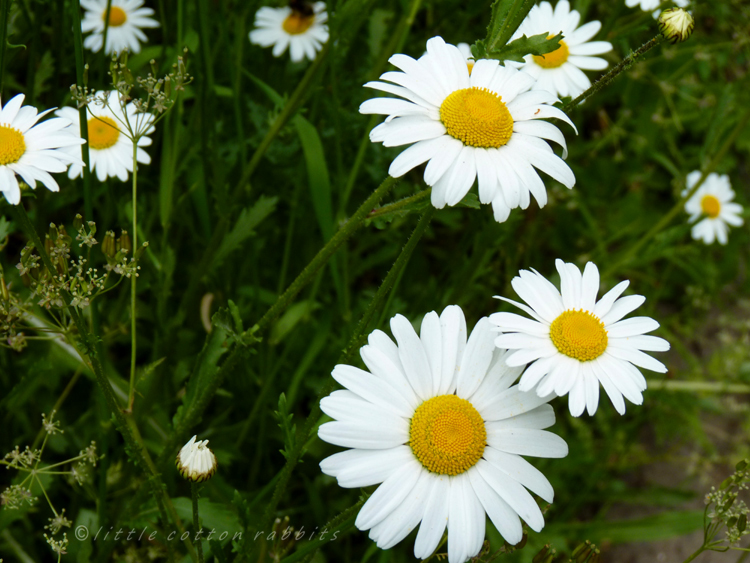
(659, 8, 695, 43)
(176, 435, 217, 482)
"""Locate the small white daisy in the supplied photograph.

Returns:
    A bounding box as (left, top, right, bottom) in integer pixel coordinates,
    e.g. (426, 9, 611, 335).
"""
(0, 94, 85, 205)
(319, 306, 568, 562)
(81, 0, 160, 55)
(249, 1, 329, 63)
(626, 0, 689, 18)
(176, 435, 217, 482)
(361, 36, 576, 223)
(510, 1, 612, 99)
(55, 92, 154, 182)
(683, 171, 743, 245)
(490, 260, 670, 417)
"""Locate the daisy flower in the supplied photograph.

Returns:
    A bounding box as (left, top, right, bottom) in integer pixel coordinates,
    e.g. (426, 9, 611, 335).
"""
(0, 94, 85, 205)
(176, 435, 217, 482)
(249, 1, 329, 63)
(55, 92, 154, 182)
(490, 260, 670, 417)
(683, 171, 743, 245)
(80, 0, 160, 55)
(319, 306, 568, 562)
(361, 36, 576, 223)
(511, 1, 612, 99)
(625, 0, 689, 18)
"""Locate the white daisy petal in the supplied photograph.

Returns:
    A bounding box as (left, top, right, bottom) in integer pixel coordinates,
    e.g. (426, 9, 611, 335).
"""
(413, 475, 450, 558)
(80, 0, 160, 55)
(249, 2, 328, 62)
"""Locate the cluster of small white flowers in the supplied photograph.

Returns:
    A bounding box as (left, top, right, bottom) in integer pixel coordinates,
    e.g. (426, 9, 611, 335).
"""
(42, 411, 63, 436)
(44, 532, 69, 556)
(4, 445, 41, 469)
(0, 484, 37, 509)
(44, 509, 73, 535)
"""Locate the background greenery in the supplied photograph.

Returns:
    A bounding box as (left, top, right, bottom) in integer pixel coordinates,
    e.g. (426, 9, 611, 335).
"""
(1, 0, 750, 561)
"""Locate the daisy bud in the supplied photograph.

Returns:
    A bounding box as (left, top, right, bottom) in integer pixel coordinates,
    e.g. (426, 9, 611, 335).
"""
(658, 8, 694, 44)
(176, 435, 217, 482)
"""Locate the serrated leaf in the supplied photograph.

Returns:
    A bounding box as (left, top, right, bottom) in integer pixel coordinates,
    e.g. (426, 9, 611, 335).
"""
(476, 0, 537, 57)
(486, 32, 564, 64)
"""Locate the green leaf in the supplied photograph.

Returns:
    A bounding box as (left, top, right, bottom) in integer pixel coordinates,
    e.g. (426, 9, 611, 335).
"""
(270, 300, 320, 345)
(172, 497, 242, 538)
(484, 32, 564, 64)
(294, 117, 334, 242)
(474, 0, 537, 58)
(213, 196, 278, 268)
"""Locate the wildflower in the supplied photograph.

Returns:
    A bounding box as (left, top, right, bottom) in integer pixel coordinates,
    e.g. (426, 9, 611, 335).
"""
(491, 260, 670, 416)
(659, 7, 695, 43)
(361, 36, 576, 223)
(45, 509, 73, 534)
(625, 0, 689, 19)
(0, 94, 85, 205)
(176, 435, 217, 482)
(55, 91, 154, 182)
(510, 1, 612, 99)
(319, 306, 568, 561)
(683, 171, 743, 245)
(249, 1, 329, 63)
(80, 0, 160, 55)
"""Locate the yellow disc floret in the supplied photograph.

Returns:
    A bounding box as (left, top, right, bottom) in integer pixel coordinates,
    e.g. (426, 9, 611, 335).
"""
(103, 6, 128, 27)
(533, 38, 570, 69)
(700, 195, 721, 218)
(282, 11, 315, 35)
(0, 125, 26, 165)
(550, 309, 608, 362)
(409, 394, 486, 476)
(440, 87, 514, 148)
(88, 116, 120, 150)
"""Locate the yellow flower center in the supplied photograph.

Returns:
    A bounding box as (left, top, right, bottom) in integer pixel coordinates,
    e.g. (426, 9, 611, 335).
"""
(700, 195, 721, 218)
(409, 394, 486, 476)
(103, 6, 128, 27)
(439, 87, 514, 148)
(282, 11, 315, 35)
(549, 309, 608, 362)
(88, 116, 120, 150)
(532, 38, 570, 69)
(0, 125, 26, 165)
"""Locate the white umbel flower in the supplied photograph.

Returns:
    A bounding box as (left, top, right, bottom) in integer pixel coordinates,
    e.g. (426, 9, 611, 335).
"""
(625, 0, 689, 18)
(55, 92, 154, 182)
(319, 306, 568, 563)
(683, 171, 743, 245)
(510, 1, 612, 99)
(491, 260, 670, 417)
(249, 1, 329, 63)
(80, 0, 160, 55)
(361, 36, 576, 223)
(176, 435, 217, 482)
(0, 94, 85, 205)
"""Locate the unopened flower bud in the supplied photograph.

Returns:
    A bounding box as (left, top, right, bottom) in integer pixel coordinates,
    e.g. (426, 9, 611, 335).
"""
(102, 231, 117, 260)
(659, 8, 694, 44)
(1, 276, 9, 302)
(118, 230, 131, 255)
(73, 214, 84, 231)
(176, 435, 217, 482)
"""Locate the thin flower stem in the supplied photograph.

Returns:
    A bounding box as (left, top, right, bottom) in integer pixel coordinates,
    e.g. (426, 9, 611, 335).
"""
(647, 380, 750, 393)
(102, 0, 113, 70)
(563, 35, 664, 113)
(232, 41, 331, 202)
(366, 187, 432, 220)
(604, 107, 750, 277)
(256, 208, 436, 545)
(128, 139, 139, 412)
(0, 0, 10, 96)
(683, 545, 707, 563)
(192, 483, 205, 563)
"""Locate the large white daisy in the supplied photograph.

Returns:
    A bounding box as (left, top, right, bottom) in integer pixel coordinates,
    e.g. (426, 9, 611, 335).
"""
(80, 0, 159, 55)
(683, 171, 743, 245)
(319, 306, 568, 563)
(490, 260, 670, 417)
(0, 94, 85, 205)
(510, 1, 612, 99)
(249, 2, 329, 63)
(626, 0, 689, 18)
(55, 92, 154, 182)
(361, 36, 576, 223)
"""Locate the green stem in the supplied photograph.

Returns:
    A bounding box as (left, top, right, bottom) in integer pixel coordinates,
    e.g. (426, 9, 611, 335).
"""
(128, 140, 138, 412)
(192, 483, 205, 563)
(604, 107, 750, 276)
(683, 546, 706, 563)
(647, 380, 750, 393)
(257, 208, 436, 539)
(233, 42, 330, 202)
(366, 188, 431, 221)
(564, 35, 664, 113)
(102, 0, 113, 62)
